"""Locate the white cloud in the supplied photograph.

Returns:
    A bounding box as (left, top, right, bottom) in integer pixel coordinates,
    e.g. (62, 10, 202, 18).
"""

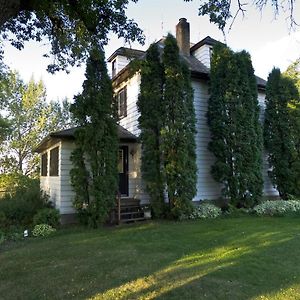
(251, 31, 300, 79)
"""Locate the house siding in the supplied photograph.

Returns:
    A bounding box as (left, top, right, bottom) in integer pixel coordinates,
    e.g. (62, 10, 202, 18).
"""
(118, 73, 141, 136)
(192, 45, 211, 69)
(192, 79, 222, 200)
(59, 141, 76, 214)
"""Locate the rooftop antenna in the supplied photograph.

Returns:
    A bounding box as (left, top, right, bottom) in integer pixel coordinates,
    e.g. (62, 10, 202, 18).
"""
(161, 14, 164, 37)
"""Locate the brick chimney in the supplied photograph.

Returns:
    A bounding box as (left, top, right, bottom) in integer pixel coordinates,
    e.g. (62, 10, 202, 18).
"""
(176, 18, 190, 56)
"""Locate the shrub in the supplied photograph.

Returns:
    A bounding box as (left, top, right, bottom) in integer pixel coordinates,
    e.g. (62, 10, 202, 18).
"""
(0, 230, 5, 245)
(0, 177, 48, 227)
(33, 208, 60, 228)
(182, 203, 222, 220)
(254, 200, 300, 216)
(32, 224, 56, 237)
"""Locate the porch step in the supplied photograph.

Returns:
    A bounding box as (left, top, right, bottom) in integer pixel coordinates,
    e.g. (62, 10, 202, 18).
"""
(112, 197, 148, 224)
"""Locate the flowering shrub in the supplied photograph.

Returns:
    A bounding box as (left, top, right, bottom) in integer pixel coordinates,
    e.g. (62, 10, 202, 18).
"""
(32, 224, 56, 237)
(254, 200, 300, 216)
(182, 203, 222, 220)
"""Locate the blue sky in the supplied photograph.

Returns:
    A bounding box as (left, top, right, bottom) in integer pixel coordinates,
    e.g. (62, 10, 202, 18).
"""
(3, 0, 300, 102)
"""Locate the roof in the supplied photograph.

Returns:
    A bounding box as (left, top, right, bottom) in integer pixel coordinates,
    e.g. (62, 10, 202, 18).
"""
(107, 47, 145, 62)
(110, 36, 267, 89)
(35, 125, 138, 153)
(190, 36, 220, 52)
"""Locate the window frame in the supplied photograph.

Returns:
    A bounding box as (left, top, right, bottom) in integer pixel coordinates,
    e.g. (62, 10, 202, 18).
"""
(49, 146, 59, 177)
(117, 86, 127, 119)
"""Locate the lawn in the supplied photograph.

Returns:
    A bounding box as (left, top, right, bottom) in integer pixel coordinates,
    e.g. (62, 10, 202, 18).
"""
(1, 217, 300, 300)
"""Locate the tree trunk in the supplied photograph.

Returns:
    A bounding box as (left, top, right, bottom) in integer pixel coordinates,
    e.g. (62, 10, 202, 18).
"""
(0, 0, 21, 28)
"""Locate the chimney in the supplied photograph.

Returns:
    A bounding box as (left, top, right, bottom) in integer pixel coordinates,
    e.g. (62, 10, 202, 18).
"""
(176, 18, 190, 56)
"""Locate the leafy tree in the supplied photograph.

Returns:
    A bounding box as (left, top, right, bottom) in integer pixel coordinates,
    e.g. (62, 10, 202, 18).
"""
(70, 46, 118, 227)
(284, 59, 300, 196)
(264, 68, 300, 198)
(161, 34, 197, 218)
(137, 43, 165, 217)
(184, 0, 297, 31)
(207, 43, 263, 207)
(0, 71, 73, 175)
(0, 0, 143, 73)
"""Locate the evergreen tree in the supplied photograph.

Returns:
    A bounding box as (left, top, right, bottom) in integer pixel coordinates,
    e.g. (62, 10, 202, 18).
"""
(161, 34, 197, 218)
(264, 68, 299, 199)
(207, 43, 263, 207)
(137, 43, 165, 217)
(70, 46, 118, 227)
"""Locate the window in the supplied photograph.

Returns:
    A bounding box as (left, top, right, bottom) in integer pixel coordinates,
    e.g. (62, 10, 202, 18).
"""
(209, 46, 213, 59)
(117, 87, 127, 118)
(41, 153, 48, 176)
(50, 146, 59, 176)
(112, 59, 117, 77)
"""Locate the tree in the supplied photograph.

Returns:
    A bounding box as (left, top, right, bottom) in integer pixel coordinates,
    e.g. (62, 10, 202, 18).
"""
(207, 43, 263, 207)
(184, 0, 297, 31)
(70, 46, 118, 227)
(161, 34, 197, 218)
(0, 0, 144, 72)
(264, 68, 300, 198)
(284, 59, 300, 196)
(0, 71, 73, 175)
(137, 43, 165, 217)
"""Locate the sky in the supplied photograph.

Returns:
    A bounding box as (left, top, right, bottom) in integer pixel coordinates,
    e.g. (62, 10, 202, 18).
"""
(3, 0, 300, 102)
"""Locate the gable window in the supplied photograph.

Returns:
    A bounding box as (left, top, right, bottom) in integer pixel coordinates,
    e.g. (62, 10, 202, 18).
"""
(41, 153, 48, 176)
(112, 59, 117, 77)
(50, 146, 59, 176)
(209, 46, 213, 59)
(117, 87, 127, 119)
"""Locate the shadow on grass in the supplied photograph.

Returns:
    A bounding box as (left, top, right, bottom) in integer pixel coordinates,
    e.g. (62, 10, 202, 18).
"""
(1, 218, 300, 299)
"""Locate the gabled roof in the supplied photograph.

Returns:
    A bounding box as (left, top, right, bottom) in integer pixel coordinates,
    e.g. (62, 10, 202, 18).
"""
(107, 47, 145, 62)
(35, 125, 138, 153)
(190, 36, 220, 53)
(110, 36, 267, 90)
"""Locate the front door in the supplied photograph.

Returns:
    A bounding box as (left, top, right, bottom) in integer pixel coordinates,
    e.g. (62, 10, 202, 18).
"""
(118, 146, 129, 196)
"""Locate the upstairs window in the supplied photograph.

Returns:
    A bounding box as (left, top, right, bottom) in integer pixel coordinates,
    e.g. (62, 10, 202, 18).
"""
(41, 153, 48, 176)
(112, 59, 117, 77)
(117, 87, 127, 119)
(50, 146, 59, 176)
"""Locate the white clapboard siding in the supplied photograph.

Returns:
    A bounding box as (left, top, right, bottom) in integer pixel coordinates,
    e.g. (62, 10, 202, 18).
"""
(59, 141, 76, 214)
(118, 73, 141, 136)
(192, 79, 222, 200)
(192, 45, 211, 69)
(258, 92, 279, 197)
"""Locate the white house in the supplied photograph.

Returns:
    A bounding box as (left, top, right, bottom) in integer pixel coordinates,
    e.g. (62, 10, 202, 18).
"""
(36, 18, 278, 223)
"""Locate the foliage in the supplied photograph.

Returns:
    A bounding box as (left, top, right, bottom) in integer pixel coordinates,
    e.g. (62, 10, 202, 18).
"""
(0, 0, 144, 73)
(207, 43, 263, 208)
(33, 208, 60, 228)
(284, 60, 300, 197)
(137, 43, 165, 217)
(70, 46, 118, 227)
(32, 224, 56, 237)
(159, 34, 197, 219)
(138, 35, 197, 219)
(254, 200, 300, 216)
(0, 71, 74, 176)
(0, 177, 47, 228)
(264, 68, 300, 199)
(183, 0, 297, 31)
(181, 203, 222, 220)
(0, 229, 4, 245)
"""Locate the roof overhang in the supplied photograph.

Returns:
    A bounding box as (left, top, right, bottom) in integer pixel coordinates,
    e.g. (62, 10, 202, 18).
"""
(35, 125, 138, 153)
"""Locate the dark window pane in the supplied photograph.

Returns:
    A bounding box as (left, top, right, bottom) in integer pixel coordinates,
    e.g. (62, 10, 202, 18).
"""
(41, 153, 48, 176)
(50, 147, 59, 176)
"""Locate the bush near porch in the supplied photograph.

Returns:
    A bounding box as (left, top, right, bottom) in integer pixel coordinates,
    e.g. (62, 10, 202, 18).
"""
(1, 217, 300, 299)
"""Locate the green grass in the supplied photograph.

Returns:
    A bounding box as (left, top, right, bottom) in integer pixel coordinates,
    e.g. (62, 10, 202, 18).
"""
(1, 217, 300, 299)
